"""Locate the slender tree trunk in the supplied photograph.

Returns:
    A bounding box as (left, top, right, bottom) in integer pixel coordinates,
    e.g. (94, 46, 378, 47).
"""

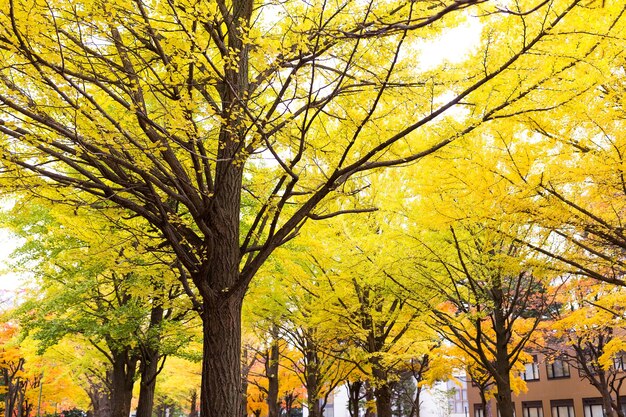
(110, 348, 138, 417)
(16, 387, 23, 417)
(200, 296, 244, 417)
(136, 349, 160, 417)
(493, 286, 513, 417)
(87, 377, 111, 417)
(364, 382, 376, 417)
(305, 341, 322, 417)
(189, 390, 198, 417)
(267, 335, 280, 417)
(347, 380, 363, 417)
(411, 384, 422, 417)
(136, 305, 165, 417)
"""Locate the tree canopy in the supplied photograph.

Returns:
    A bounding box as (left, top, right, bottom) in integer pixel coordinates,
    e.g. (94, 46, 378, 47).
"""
(0, 0, 625, 416)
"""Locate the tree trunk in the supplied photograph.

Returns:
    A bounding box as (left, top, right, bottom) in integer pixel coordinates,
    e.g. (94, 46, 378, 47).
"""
(411, 384, 422, 417)
(200, 296, 244, 417)
(364, 382, 376, 417)
(136, 305, 165, 417)
(136, 348, 160, 417)
(267, 336, 280, 417)
(189, 390, 198, 417)
(602, 393, 616, 417)
(87, 377, 111, 417)
(347, 380, 363, 417)
(305, 344, 322, 417)
(493, 285, 514, 417)
(374, 383, 393, 417)
(110, 348, 138, 417)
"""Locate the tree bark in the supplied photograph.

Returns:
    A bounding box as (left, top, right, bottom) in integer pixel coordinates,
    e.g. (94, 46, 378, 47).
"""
(347, 380, 363, 417)
(364, 382, 376, 417)
(493, 288, 514, 417)
(136, 305, 165, 417)
(267, 335, 280, 417)
(110, 348, 138, 417)
(136, 349, 160, 417)
(374, 383, 393, 417)
(189, 390, 198, 417)
(305, 341, 322, 417)
(200, 296, 244, 417)
(87, 377, 111, 417)
(411, 384, 422, 417)
(602, 394, 616, 417)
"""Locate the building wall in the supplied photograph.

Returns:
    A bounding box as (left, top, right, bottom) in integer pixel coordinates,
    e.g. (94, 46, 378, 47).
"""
(420, 375, 469, 417)
(466, 352, 625, 417)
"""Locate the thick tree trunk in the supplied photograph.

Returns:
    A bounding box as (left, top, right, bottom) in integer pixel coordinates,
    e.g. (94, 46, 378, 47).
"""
(374, 384, 393, 417)
(602, 393, 616, 417)
(200, 297, 244, 417)
(267, 336, 280, 417)
(110, 349, 138, 417)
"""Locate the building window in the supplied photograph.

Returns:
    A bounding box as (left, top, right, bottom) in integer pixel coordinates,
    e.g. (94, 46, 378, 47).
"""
(551, 400, 575, 417)
(583, 398, 603, 417)
(522, 401, 543, 417)
(613, 354, 626, 371)
(547, 359, 570, 379)
(523, 356, 540, 381)
(475, 404, 484, 417)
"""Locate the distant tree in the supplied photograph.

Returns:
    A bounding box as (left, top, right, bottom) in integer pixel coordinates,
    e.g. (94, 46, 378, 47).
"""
(544, 278, 626, 417)
(404, 223, 552, 417)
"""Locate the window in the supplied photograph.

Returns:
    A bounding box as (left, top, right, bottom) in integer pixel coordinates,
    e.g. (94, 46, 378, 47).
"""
(583, 398, 603, 417)
(551, 400, 575, 417)
(547, 359, 570, 379)
(613, 354, 626, 371)
(523, 401, 543, 417)
(475, 404, 485, 417)
(523, 356, 540, 381)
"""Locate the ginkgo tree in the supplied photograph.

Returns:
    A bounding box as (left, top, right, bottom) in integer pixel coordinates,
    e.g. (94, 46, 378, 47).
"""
(544, 278, 626, 417)
(2, 197, 198, 417)
(298, 211, 439, 417)
(0, 0, 622, 415)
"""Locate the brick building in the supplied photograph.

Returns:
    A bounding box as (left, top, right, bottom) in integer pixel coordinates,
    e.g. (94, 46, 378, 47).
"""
(466, 352, 626, 417)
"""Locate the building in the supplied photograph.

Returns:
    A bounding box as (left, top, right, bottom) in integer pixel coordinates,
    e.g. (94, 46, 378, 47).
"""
(420, 375, 470, 417)
(466, 352, 626, 417)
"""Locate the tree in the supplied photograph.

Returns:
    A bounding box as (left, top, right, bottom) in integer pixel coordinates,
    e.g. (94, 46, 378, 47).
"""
(544, 278, 626, 417)
(302, 212, 437, 417)
(3, 199, 197, 417)
(405, 222, 551, 417)
(0, 0, 619, 415)
(0, 324, 89, 417)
